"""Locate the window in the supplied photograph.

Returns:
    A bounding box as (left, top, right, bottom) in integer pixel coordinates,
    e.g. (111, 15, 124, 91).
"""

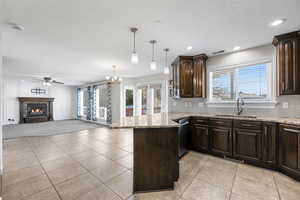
(210, 62, 271, 102)
(141, 86, 147, 115)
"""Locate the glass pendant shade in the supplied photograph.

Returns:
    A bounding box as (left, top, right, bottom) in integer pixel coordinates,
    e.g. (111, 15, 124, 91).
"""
(163, 67, 170, 74)
(131, 52, 139, 64)
(150, 61, 157, 71)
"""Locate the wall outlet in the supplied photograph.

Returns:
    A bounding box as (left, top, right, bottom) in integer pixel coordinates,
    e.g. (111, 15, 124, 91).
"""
(282, 102, 289, 109)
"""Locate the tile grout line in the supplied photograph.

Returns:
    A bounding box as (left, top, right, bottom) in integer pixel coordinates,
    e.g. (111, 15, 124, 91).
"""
(57, 141, 128, 200)
(272, 173, 282, 200)
(178, 155, 208, 199)
(228, 163, 239, 200)
(28, 138, 64, 200)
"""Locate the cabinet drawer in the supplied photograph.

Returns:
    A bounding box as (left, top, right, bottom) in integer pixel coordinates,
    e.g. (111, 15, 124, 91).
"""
(234, 120, 262, 130)
(209, 118, 233, 128)
(191, 117, 209, 126)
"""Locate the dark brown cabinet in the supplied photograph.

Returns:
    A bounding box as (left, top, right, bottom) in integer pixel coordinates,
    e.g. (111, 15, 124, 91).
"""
(278, 124, 300, 179)
(262, 122, 277, 168)
(210, 127, 232, 156)
(171, 54, 207, 98)
(233, 129, 262, 164)
(193, 55, 207, 97)
(273, 31, 300, 95)
(190, 124, 209, 152)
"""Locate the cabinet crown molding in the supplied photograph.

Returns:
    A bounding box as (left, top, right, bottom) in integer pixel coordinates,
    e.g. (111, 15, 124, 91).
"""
(272, 30, 300, 46)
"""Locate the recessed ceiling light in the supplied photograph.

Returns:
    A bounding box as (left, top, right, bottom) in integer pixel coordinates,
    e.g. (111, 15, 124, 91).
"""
(187, 46, 193, 51)
(233, 46, 241, 51)
(270, 19, 286, 27)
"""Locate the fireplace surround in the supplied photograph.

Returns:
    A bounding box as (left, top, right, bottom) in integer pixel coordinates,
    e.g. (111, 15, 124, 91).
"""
(18, 97, 54, 123)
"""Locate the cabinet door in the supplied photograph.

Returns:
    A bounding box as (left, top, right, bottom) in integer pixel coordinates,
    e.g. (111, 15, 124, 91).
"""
(262, 123, 277, 167)
(277, 37, 300, 95)
(172, 60, 180, 98)
(193, 56, 207, 98)
(210, 127, 232, 156)
(190, 125, 209, 152)
(279, 125, 300, 174)
(180, 59, 194, 97)
(233, 129, 262, 163)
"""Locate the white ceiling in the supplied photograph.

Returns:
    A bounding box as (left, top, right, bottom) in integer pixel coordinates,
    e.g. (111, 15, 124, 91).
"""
(1, 0, 300, 85)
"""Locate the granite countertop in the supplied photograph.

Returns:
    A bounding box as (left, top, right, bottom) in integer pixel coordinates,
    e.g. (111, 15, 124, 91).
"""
(110, 112, 300, 128)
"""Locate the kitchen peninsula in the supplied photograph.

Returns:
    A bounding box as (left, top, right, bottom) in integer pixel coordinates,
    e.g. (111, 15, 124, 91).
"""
(111, 112, 300, 193)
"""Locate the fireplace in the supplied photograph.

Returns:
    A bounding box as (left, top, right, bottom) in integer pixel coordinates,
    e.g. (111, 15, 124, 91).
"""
(18, 97, 54, 123)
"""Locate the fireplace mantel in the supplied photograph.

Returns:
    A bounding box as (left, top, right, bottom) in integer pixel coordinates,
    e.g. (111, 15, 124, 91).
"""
(18, 97, 55, 123)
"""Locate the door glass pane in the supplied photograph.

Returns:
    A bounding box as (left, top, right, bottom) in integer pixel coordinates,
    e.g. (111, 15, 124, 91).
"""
(141, 87, 147, 115)
(125, 89, 134, 116)
(153, 86, 161, 113)
(83, 88, 89, 116)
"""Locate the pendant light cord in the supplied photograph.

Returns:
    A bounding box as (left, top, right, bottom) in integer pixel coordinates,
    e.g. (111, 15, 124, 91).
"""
(152, 42, 154, 61)
(133, 32, 136, 53)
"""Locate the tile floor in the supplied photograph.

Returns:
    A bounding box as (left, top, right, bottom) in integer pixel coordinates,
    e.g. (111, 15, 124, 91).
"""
(3, 127, 300, 200)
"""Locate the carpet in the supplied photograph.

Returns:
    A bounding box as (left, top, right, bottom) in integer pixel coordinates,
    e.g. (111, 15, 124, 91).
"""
(3, 120, 102, 139)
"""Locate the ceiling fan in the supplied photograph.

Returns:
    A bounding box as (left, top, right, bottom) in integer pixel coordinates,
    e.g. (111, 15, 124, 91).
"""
(43, 77, 64, 86)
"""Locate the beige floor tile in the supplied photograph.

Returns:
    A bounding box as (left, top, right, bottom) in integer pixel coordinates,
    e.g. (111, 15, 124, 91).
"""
(204, 156, 238, 173)
(196, 165, 236, 190)
(78, 155, 115, 171)
(3, 174, 52, 199)
(232, 176, 279, 200)
(3, 150, 36, 164)
(70, 149, 100, 162)
(90, 162, 127, 183)
(132, 190, 180, 200)
(107, 170, 133, 199)
(76, 185, 121, 200)
(55, 173, 103, 200)
(230, 193, 265, 200)
(101, 148, 131, 160)
(25, 187, 60, 200)
(4, 156, 39, 172)
(35, 149, 68, 163)
(116, 154, 133, 169)
(274, 172, 300, 200)
(182, 179, 230, 200)
(120, 144, 133, 153)
(3, 165, 45, 186)
(47, 163, 88, 184)
(42, 156, 76, 171)
(236, 164, 276, 188)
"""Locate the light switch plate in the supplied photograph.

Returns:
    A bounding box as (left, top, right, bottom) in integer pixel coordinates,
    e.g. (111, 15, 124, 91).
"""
(282, 102, 289, 109)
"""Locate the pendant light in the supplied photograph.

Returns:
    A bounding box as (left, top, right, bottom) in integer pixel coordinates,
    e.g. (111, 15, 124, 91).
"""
(130, 27, 139, 64)
(106, 65, 122, 82)
(163, 48, 170, 74)
(149, 40, 157, 71)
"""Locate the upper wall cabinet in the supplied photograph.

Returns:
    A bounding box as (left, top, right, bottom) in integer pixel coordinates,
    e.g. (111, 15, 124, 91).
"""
(171, 54, 208, 98)
(273, 31, 300, 96)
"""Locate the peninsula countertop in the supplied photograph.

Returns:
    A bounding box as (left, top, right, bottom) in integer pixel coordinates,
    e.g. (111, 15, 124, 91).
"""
(110, 112, 300, 128)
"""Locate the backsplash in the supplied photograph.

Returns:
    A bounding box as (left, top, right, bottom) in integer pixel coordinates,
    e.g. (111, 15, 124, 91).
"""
(169, 95, 300, 118)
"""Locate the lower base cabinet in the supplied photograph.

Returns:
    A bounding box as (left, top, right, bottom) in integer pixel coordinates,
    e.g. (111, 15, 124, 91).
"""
(190, 125, 209, 152)
(278, 124, 300, 179)
(187, 117, 300, 181)
(233, 129, 262, 164)
(210, 127, 232, 156)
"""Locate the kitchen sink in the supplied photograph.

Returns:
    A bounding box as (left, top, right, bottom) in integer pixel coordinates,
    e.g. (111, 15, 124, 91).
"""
(215, 114, 257, 119)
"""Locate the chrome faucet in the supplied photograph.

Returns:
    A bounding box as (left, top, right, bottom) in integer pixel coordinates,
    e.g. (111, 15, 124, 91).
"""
(236, 97, 245, 116)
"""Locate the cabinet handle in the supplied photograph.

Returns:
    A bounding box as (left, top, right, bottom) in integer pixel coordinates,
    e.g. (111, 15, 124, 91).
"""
(216, 121, 225, 124)
(241, 123, 252, 127)
(283, 128, 300, 133)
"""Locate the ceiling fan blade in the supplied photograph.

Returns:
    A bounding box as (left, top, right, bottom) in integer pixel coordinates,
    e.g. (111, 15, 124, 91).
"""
(52, 80, 64, 84)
